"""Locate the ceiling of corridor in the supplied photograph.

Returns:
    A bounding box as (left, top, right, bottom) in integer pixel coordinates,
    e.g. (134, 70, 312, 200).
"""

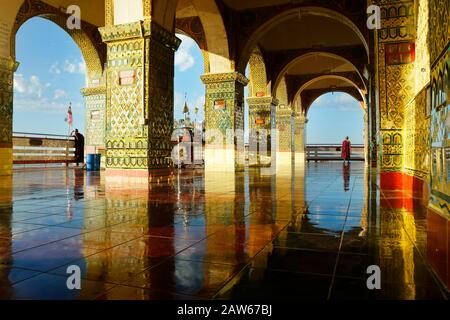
(258, 15, 362, 51)
(286, 54, 356, 76)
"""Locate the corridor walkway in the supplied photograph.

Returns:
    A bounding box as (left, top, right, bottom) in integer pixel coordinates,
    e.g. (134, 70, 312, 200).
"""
(0, 163, 447, 300)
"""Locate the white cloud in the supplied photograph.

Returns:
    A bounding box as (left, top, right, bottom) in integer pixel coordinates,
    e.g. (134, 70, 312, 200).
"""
(175, 34, 196, 72)
(14, 97, 81, 114)
(63, 59, 86, 75)
(14, 74, 26, 93)
(53, 89, 68, 100)
(174, 92, 184, 110)
(310, 92, 360, 112)
(50, 59, 86, 75)
(49, 63, 61, 74)
(14, 74, 50, 98)
(194, 95, 205, 108)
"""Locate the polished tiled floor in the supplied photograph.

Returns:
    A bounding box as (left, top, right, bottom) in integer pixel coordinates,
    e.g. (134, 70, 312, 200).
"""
(0, 162, 448, 300)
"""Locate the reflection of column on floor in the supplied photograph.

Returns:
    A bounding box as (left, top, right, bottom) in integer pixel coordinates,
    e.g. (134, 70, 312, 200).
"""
(0, 57, 19, 177)
(82, 184, 156, 290)
(358, 166, 369, 237)
(202, 79, 246, 229)
(0, 175, 13, 298)
(378, 175, 417, 299)
(291, 160, 306, 233)
(205, 170, 239, 263)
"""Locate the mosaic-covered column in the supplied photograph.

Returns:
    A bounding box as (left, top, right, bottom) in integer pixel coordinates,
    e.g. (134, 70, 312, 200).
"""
(81, 87, 106, 169)
(0, 57, 19, 176)
(293, 111, 307, 168)
(99, 21, 180, 178)
(375, 0, 416, 172)
(247, 96, 278, 168)
(201, 72, 248, 172)
(276, 106, 293, 173)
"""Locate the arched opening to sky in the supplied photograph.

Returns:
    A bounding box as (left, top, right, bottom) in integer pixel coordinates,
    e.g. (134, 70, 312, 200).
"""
(13, 17, 86, 136)
(174, 33, 205, 127)
(306, 92, 364, 145)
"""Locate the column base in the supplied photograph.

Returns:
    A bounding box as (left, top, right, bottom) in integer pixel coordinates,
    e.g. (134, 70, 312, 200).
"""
(276, 151, 293, 175)
(294, 152, 305, 169)
(0, 147, 13, 176)
(204, 147, 238, 173)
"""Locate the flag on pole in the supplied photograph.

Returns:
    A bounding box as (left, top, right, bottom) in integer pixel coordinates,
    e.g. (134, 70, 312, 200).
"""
(65, 103, 73, 126)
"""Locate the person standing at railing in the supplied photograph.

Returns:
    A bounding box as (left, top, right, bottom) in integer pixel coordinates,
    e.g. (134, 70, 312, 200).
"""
(71, 129, 85, 167)
(341, 136, 351, 165)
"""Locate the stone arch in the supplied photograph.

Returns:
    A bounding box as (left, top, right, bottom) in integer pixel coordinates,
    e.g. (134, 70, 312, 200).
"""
(293, 75, 367, 115)
(11, 0, 104, 84)
(273, 52, 367, 96)
(248, 46, 269, 97)
(174, 27, 208, 74)
(237, 6, 369, 74)
(176, 0, 231, 73)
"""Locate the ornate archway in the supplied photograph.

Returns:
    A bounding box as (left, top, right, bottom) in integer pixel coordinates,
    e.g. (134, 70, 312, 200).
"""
(12, 0, 105, 83)
(237, 6, 369, 74)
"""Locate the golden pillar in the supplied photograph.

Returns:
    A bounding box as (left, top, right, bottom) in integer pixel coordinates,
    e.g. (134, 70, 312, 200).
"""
(276, 106, 293, 174)
(293, 111, 306, 168)
(99, 21, 181, 178)
(81, 87, 107, 169)
(0, 57, 18, 176)
(247, 96, 278, 168)
(201, 72, 248, 173)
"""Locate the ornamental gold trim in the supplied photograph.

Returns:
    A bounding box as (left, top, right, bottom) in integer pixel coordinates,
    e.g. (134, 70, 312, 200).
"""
(99, 20, 181, 51)
(0, 57, 19, 72)
(81, 86, 107, 97)
(247, 96, 279, 107)
(99, 22, 143, 42)
(201, 72, 249, 86)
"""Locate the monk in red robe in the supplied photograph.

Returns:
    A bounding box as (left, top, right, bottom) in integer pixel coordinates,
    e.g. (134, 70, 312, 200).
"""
(341, 136, 351, 164)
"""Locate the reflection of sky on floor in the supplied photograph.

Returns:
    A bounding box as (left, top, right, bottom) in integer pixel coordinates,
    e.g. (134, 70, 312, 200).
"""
(0, 162, 447, 299)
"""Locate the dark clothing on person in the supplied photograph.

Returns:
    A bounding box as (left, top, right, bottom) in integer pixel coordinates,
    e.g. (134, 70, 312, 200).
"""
(341, 139, 351, 161)
(73, 132, 85, 166)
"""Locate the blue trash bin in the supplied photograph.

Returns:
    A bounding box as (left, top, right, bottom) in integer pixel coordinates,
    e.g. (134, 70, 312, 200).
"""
(94, 154, 101, 171)
(86, 154, 96, 171)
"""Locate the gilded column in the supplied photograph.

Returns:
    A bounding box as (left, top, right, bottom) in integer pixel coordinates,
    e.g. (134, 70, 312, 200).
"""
(247, 96, 278, 168)
(81, 87, 107, 168)
(293, 111, 306, 168)
(0, 57, 19, 176)
(99, 21, 180, 178)
(375, 0, 416, 172)
(201, 72, 248, 172)
(276, 106, 293, 173)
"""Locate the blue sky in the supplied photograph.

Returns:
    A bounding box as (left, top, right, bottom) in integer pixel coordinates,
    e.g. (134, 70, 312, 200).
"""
(13, 18, 363, 144)
(14, 17, 86, 135)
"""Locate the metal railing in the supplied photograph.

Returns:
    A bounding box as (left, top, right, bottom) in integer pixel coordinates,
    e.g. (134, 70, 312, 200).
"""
(306, 144, 365, 162)
(13, 132, 76, 166)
